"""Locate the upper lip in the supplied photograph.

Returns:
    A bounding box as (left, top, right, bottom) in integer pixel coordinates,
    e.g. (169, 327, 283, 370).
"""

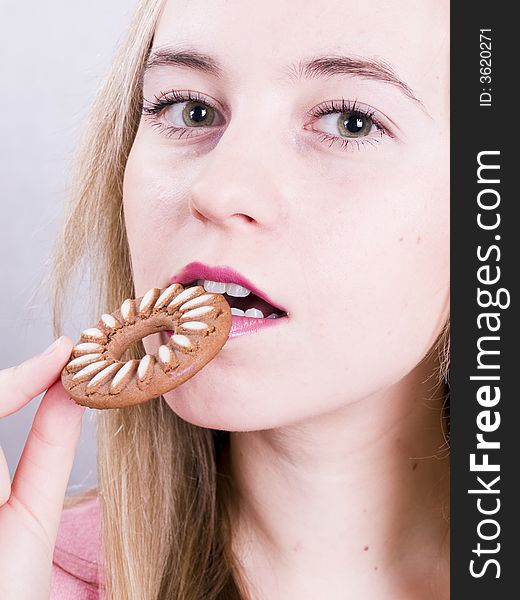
(170, 262, 287, 313)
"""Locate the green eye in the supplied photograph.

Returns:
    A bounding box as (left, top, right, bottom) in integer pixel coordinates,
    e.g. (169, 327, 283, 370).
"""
(337, 112, 374, 138)
(182, 101, 215, 127)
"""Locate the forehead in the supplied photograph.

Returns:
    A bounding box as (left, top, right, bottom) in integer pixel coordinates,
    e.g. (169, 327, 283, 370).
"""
(153, 0, 448, 99)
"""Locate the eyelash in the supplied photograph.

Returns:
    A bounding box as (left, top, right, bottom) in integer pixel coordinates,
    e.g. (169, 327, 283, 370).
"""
(307, 99, 387, 151)
(142, 90, 389, 151)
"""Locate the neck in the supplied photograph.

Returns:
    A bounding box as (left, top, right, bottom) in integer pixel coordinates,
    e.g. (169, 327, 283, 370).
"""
(227, 359, 450, 599)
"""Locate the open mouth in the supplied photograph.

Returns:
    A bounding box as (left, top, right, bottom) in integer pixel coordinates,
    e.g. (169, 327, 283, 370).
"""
(185, 279, 287, 319)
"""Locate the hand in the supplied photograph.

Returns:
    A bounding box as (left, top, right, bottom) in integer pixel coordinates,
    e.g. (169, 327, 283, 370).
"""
(0, 337, 86, 600)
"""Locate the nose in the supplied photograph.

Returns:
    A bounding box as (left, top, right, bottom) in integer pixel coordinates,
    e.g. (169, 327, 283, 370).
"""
(188, 116, 284, 230)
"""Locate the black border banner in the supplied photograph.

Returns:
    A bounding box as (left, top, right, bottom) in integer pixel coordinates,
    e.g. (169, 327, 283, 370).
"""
(451, 3, 518, 597)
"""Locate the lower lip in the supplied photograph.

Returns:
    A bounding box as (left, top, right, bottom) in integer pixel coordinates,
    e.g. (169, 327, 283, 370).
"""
(164, 315, 287, 343)
(228, 315, 287, 339)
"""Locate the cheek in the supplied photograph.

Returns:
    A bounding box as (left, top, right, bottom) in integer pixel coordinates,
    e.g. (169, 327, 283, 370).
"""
(300, 169, 427, 360)
(284, 154, 449, 402)
(122, 132, 195, 290)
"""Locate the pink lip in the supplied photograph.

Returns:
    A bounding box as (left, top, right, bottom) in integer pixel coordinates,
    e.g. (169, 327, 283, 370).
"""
(164, 315, 285, 342)
(170, 262, 287, 314)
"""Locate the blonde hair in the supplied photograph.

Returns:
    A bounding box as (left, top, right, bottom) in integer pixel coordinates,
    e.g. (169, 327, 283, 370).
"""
(53, 0, 245, 597)
(52, 1, 450, 597)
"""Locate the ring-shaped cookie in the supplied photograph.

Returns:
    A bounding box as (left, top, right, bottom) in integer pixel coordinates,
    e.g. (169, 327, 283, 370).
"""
(61, 283, 232, 409)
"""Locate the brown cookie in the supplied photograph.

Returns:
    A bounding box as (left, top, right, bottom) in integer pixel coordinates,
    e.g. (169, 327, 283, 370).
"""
(61, 283, 231, 409)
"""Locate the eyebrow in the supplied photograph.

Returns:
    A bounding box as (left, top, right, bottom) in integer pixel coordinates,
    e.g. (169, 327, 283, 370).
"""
(145, 46, 424, 107)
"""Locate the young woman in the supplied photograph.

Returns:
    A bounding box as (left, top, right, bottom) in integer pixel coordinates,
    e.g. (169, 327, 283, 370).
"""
(0, 0, 450, 598)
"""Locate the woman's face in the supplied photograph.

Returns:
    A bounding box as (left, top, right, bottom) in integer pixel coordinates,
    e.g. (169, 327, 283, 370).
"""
(123, 0, 449, 431)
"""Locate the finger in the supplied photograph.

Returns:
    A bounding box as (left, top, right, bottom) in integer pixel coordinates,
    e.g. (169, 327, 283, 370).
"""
(0, 447, 9, 506)
(9, 379, 85, 545)
(0, 336, 73, 418)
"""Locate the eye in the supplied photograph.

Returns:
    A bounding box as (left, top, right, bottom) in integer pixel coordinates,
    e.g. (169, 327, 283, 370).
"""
(336, 112, 375, 138)
(306, 99, 388, 151)
(164, 99, 216, 128)
(314, 107, 379, 139)
(142, 90, 224, 138)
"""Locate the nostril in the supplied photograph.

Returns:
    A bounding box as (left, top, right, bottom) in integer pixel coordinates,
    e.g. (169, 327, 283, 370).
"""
(190, 206, 207, 222)
(233, 213, 255, 224)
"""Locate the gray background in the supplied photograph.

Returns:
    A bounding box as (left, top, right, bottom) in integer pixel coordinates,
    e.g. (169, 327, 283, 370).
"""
(0, 1, 137, 494)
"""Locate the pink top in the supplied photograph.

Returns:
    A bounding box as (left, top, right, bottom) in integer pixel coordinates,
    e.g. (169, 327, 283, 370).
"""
(51, 498, 104, 599)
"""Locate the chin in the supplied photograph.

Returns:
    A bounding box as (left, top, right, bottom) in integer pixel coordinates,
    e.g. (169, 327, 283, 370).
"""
(164, 400, 244, 431)
(163, 387, 273, 432)
(162, 366, 311, 432)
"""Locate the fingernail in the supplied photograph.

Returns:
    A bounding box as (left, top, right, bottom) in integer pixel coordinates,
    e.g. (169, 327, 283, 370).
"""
(43, 337, 62, 356)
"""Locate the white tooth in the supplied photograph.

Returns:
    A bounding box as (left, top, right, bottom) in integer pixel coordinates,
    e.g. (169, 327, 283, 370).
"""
(266, 313, 278, 319)
(230, 308, 245, 316)
(203, 280, 227, 294)
(244, 308, 264, 319)
(226, 283, 251, 297)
